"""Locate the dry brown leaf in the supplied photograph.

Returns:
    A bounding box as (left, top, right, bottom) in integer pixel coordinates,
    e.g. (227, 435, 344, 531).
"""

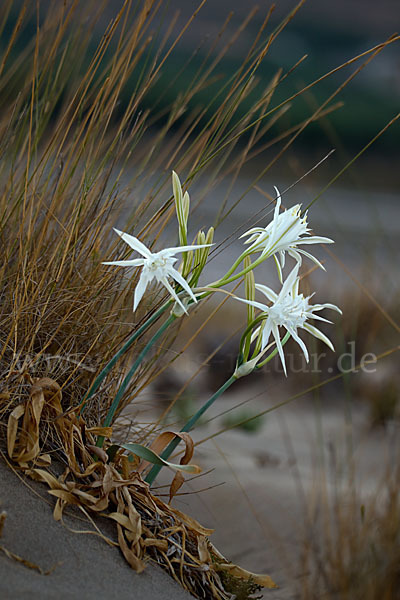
(87, 444, 108, 463)
(102, 465, 114, 495)
(48, 489, 82, 505)
(32, 468, 66, 490)
(117, 524, 145, 573)
(214, 563, 277, 589)
(138, 430, 195, 474)
(169, 471, 184, 503)
(86, 426, 113, 437)
(90, 495, 110, 512)
(36, 454, 52, 467)
(197, 535, 211, 564)
(7, 404, 25, 458)
(107, 512, 139, 534)
(142, 538, 169, 551)
(0, 544, 57, 575)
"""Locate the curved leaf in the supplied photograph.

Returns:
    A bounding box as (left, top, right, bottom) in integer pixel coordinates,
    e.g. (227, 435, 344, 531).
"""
(119, 442, 201, 474)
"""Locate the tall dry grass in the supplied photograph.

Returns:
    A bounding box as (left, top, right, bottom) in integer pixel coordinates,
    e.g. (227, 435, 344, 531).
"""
(0, 0, 301, 430)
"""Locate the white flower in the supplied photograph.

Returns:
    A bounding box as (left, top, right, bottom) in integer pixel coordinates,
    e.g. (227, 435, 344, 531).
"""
(103, 229, 211, 312)
(241, 187, 334, 281)
(235, 264, 341, 375)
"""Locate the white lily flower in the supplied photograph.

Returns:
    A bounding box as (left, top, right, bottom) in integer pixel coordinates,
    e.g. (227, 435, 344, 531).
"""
(103, 229, 211, 313)
(235, 263, 341, 375)
(241, 187, 334, 281)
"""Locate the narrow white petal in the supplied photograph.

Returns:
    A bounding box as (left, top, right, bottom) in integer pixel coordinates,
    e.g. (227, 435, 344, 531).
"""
(102, 259, 145, 267)
(114, 229, 152, 258)
(288, 326, 309, 363)
(271, 188, 282, 237)
(303, 323, 334, 351)
(161, 243, 212, 255)
(272, 323, 287, 376)
(307, 312, 333, 324)
(134, 269, 152, 311)
(288, 249, 302, 264)
(298, 235, 334, 245)
(234, 296, 270, 313)
(279, 263, 300, 299)
(279, 250, 286, 270)
(261, 319, 273, 350)
(296, 248, 325, 270)
(168, 266, 197, 302)
(160, 277, 187, 312)
(240, 227, 265, 240)
(255, 283, 278, 303)
(314, 303, 342, 314)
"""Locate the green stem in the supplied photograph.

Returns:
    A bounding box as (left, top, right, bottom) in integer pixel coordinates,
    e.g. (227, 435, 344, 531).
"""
(96, 314, 177, 448)
(80, 302, 170, 415)
(207, 251, 267, 290)
(145, 373, 237, 485)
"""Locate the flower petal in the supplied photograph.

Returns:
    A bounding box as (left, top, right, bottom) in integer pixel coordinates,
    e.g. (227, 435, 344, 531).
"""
(134, 269, 152, 311)
(278, 263, 299, 299)
(102, 259, 145, 267)
(167, 265, 197, 303)
(113, 229, 152, 258)
(303, 323, 334, 351)
(288, 326, 309, 363)
(272, 323, 287, 376)
(306, 313, 333, 324)
(234, 296, 270, 313)
(254, 283, 278, 303)
(160, 276, 187, 312)
(261, 318, 273, 351)
(297, 235, 334, 245)
(312, 303, 342, 314)
(160, 243, 212, 255)
(295, 248, 325, 270)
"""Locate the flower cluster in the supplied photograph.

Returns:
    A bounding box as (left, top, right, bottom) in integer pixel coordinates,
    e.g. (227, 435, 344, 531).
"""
(103, 175, 340, 375)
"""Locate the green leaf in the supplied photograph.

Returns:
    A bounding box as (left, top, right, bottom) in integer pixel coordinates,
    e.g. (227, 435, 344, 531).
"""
(119, 442, 201, 474)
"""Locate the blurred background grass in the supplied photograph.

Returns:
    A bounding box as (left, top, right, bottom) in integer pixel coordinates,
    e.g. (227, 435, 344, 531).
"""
(2, 0, 399, 161)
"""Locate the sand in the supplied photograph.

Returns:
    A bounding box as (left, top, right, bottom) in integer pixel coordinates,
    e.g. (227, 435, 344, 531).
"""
(0, 458, 192, 600)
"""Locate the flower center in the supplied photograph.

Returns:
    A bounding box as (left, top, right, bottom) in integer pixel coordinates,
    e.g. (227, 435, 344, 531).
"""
(148, 256, 168, 271)
(269, 294, 308, 329)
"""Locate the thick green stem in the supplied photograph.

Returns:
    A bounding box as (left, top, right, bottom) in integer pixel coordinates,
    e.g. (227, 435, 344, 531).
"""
(80, 302, 170, 414)
(145, 373, 237, 485)
(96, 314, 177, 448)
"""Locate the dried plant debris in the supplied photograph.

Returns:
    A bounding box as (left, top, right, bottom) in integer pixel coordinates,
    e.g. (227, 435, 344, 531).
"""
(1, 376, 276, 599)
(0, 510, 59, 575)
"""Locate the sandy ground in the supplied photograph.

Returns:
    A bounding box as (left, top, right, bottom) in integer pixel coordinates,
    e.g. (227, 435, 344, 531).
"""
(0, 458, 192, 600)
(141, 379, 400, 599)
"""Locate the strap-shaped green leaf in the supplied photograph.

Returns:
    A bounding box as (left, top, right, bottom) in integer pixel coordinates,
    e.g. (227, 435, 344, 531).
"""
(120, 442, 201, 474)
